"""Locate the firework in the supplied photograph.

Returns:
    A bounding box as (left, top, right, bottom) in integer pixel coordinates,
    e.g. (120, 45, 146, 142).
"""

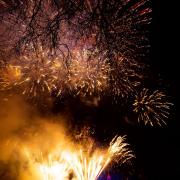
(108, 135, 134, 164)
(20, 146, 71, 180)
(67, 48, 111, 97)
(63, 135, 133, 180)
(0, 64, 22, 90)
(62, 149, 108, 180)
(133, 88, 173, 126)
(0, 46, 68, 97)
(37, 161, 69, 180)
(18, 47, 66, 97)
(34, 153, 71, 180)
(109, 56, 142, 99)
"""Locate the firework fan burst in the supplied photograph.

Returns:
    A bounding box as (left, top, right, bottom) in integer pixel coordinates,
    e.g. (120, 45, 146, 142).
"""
(62, 135, 134, 180)
(133, 88, 173, 126)
(67, 48, 111, 97)
(108, 135, 134, 164)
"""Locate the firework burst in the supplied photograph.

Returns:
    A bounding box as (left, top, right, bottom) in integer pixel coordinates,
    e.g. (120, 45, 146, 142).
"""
(37, 161, 70, 180)
(18, 47, 66, 97)
(109, 56, 143, 100)
(19, 146, 71, 180)
(0, 64, 21, 90)
(32, 153, 71, 180)
(63, 135, 133, 180)
(133, 88, 173, 126)
(67, 49, 111, 97)
(0, 46, 68, 98)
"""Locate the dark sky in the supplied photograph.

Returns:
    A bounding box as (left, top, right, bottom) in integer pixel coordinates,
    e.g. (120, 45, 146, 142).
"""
(138, 1, 179, 179)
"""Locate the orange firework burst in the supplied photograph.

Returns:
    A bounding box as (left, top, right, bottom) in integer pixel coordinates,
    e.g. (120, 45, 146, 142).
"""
(21, 148, 71, 180)
(109, 56, 142, 99)
(0, 64, 21, 90)
(0, 46, 68, 97)
(133, 88, 173, 126)
(18, 46, 67, 97)
(67, 48, 111, 97)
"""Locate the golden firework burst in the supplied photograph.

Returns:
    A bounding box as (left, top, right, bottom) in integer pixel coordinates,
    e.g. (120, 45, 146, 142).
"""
(133, 88, 173, 126)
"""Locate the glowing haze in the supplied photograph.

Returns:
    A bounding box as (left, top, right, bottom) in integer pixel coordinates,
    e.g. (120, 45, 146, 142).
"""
(0, 96, 133, 180)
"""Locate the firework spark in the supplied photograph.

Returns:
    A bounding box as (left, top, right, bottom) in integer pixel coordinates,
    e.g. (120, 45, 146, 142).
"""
(133, 88, 173, 126)
(67, 48, 111, 97)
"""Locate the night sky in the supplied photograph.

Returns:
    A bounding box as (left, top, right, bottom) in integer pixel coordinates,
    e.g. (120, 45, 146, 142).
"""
(131, 1, 179, 179)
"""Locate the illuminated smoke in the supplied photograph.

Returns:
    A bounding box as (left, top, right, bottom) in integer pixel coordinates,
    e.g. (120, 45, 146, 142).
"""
(0, 115, 133, 180)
